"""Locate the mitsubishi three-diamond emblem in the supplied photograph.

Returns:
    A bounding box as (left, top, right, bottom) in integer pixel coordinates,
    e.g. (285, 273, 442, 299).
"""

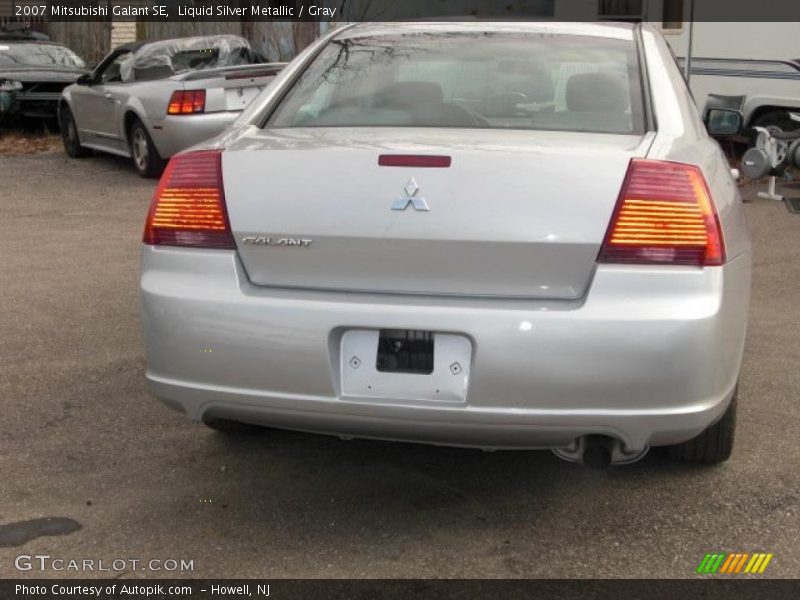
(392, 177, 431, 211)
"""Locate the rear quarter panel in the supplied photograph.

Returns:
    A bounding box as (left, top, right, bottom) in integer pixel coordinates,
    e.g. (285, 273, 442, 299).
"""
(641, 25, 751, 399)
(121, 79, 182, 128)
(118, 79, 182, 154)
(642, 25, 751, 263)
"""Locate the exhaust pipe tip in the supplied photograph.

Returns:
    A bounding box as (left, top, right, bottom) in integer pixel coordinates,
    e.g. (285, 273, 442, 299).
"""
(553, 437, 648, 467)
(581, 435, 614, 469)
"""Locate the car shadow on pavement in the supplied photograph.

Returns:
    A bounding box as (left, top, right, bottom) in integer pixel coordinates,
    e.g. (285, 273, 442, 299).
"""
(78, 151, 143, 178)
(182, 425, 722, 539)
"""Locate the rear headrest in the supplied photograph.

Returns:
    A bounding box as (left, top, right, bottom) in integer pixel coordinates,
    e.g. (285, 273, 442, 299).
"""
(566, 72, 628, 112)
(375, 81, 444, 109)
(516, 71, 555, 104)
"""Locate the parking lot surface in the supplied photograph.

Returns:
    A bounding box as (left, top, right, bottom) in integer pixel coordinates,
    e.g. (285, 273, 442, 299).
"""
(1, 152, 798, 578)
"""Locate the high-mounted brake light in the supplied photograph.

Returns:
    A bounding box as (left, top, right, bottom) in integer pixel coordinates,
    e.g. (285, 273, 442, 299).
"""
(378, 154, 451, 168)
(143, 150, 235, 249)
(167, 90, 206, 115)
(598, 159, 725, 266)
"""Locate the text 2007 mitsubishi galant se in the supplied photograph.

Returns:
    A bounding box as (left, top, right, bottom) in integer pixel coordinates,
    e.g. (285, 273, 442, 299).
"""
(140, 22, 751, 467)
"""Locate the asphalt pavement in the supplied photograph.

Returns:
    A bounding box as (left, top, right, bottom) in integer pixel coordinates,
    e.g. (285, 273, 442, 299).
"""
(0, 152, 798, 578)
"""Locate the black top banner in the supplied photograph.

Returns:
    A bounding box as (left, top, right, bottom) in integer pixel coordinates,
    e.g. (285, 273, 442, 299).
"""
(3, 0, 800, 22)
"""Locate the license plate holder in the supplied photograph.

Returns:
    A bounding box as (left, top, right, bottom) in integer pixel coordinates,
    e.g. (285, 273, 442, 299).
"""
(340, 329, 471, 403)
(225, 86, 262, 110)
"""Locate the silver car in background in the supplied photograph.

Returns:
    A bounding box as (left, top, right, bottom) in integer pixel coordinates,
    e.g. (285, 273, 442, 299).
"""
(59, 35, 284, 176)
(141, 22, 751, 467)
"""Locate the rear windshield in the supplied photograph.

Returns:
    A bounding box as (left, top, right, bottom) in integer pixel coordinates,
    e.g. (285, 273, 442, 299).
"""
(267, 32, 644, 134)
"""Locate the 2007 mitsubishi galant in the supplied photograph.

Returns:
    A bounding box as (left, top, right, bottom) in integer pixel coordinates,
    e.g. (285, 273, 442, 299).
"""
(140, 22, 751, 467)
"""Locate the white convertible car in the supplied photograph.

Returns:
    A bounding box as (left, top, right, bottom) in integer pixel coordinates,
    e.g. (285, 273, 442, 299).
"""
(140, 22, 751, 468)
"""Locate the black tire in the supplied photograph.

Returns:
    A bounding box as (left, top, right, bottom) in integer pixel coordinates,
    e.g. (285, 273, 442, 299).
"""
(750, 110, 800, 142)
(59, 105, 89, 158)
(128, 118, 166, 178)
(668, 389, 737, 464)
(202, 416, 263, 434)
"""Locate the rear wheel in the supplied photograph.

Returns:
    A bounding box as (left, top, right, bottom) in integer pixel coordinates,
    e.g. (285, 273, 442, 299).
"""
(752, 109, 800, 134)
(667, 389, 737, 464)
(749, 110, 800, 148)
(128, 118, 166, 178)
(60, 106, 89, 158)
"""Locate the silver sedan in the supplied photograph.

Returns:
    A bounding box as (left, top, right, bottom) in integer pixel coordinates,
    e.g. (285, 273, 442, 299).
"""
(59, 35, 284, 177)
(140, 22, 751, 467)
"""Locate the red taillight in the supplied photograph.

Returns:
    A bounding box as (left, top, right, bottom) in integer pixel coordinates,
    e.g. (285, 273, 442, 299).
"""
(143, 150, 235, 249)
(167, 90, 206, 115)
(598, 159, 725, 266)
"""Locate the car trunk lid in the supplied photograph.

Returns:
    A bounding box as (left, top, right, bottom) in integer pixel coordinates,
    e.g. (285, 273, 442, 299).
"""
(222, 127, 653, 299)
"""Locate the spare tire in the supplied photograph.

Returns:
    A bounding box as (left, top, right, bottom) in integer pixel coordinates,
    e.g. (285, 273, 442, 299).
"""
(789, 139, 800, 169)
(752, 109, 800, 134)
(740, 147, 771, 180)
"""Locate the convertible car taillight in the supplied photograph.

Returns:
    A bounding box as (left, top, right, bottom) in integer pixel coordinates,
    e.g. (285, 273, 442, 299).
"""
(143, 150, 235, 249)
(598, 159, 725, 266)
(167, 89, 206, 115)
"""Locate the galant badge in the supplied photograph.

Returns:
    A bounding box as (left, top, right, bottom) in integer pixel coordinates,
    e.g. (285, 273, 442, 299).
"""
(391, 178, 430, 211)
(241, 236, 313, 247)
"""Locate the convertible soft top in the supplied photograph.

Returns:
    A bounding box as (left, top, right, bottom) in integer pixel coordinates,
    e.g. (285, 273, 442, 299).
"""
(119, 34, 252, 82)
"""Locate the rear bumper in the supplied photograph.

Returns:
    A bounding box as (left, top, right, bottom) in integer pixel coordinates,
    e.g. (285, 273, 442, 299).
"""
(148, 111, 240, 158)
(140, 247, 750, 452)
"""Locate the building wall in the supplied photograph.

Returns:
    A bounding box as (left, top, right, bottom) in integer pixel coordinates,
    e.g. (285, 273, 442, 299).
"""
(47, 21, 111, 65)
(659, 21, 800, 59)
(111, 21, 137, 48)
(136, 21, 243, 42)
